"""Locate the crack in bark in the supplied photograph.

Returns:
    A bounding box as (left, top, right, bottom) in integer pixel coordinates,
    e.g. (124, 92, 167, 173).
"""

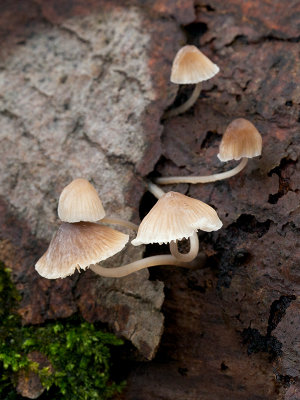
(225, 34, 300, 48)
(113, 69, 148, 95)
(267, 295, 296, 336)
(81, 131, 136, 170)
(0, 108, 53, 166)
(242, 295, 296, 360)
(268, 158, 297, 204)
(59, 25, 93, 52)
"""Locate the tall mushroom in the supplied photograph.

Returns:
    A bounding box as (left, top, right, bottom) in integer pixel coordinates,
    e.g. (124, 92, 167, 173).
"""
(155, 118, 262, 185)
(164, 45, 219, 118)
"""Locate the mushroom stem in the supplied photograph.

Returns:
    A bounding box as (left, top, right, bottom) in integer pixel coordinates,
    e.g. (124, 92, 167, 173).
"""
(89, 254, 201, 278)
(155, 157, 248, 185)
(169, 231, 199, 262)
(100, 217, 138, 231)
(163, 82, 202, 119)
(147, 180, 166, 199)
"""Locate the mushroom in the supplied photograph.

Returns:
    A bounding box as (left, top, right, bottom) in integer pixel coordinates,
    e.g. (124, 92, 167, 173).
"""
(58, 178, 105, 223)
(131, 191, 222, 262)
(146, 182, 198, 261)
(155, 118, 262, 185)
(58, 178, 138, 231)
(164, 45, 219, 118)
(35, 222, 129, 279)
(217, 118, 262, 164)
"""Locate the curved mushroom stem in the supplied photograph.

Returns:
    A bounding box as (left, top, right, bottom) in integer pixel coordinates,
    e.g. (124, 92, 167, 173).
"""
(169, 231, 199, 262)
(163, 82, 202, 119)
(100, 217, 138, 231)
(155, 157, 248, 185)
(147, 180, 166, 199)
(89, 254, 202, 278)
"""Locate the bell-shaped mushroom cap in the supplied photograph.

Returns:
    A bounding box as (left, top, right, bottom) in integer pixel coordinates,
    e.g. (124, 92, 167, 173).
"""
(35, 222, 129, 279)
(58, 178, 105, 223)
(218, 118, 262, 162)
(131, 191, 222, 246)
(171, 45, 220, 84)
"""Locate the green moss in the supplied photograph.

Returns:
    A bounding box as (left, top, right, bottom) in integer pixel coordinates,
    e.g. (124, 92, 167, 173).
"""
(0, 262, 125, 400)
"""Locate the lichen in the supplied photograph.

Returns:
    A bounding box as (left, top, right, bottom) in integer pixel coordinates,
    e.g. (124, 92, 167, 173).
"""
(0, 262, 125, 399)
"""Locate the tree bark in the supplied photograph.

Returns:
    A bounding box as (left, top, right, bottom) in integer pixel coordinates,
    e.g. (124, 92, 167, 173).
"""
(0, 0, 299, 399)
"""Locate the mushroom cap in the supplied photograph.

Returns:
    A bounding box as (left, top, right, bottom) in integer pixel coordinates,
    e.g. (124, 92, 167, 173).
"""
(58, 178, 105, 223)
(35, 222, 129, 279)
(170, 45, 220, 84)
(131, 191, 222, 246)
(218, 118, 262, 162)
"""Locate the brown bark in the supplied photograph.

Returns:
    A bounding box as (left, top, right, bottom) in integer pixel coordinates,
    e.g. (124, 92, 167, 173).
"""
(123, 0, 300, 399)
(0, 0, 299, 399)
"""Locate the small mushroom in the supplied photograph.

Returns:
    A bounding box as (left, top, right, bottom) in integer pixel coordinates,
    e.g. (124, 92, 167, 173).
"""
(58, 178, 138, 231)
(164, 45, 219, 118)
(35, 222, 129, 279)
(155, 118, 262, 185)
(58, 178, 105, 223)
(131, 191, 222, 262)
(218, 118, 262, 162)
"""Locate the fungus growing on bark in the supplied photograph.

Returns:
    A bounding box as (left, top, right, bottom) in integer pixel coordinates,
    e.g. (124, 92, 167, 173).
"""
(131, 191, 222, 262)
(217, 118, 262, 162)
(164, 45, 219, 118)
(155, 118, 262, 185)
(35, 222, 129, 279)
(58, 178, 105, 223)
(58, 178, 138, 231)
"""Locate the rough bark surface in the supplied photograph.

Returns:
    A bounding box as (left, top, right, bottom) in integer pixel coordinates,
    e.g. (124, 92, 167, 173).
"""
(0, 0, 192, 360)
(0, 0, 299, 399)
(122, 0, 300, 399)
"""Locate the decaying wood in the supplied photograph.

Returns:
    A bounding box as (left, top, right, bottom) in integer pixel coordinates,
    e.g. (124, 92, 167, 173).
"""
(0, 0, 299, 399)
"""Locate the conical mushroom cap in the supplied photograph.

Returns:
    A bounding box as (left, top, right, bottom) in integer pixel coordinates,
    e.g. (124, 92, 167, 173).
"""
(171, 45, 220, 84)
(131, 191, 222, 246)
(58, 178, 105, 223)
(35, 222, 129, 279)
(218, 118, 262, 162)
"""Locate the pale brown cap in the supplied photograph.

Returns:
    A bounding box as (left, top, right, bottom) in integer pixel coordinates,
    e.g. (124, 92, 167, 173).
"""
(35, 222, 129, 279)
(58, 178, 105, 223)
(218, 118, 262, 162)
(131, 191, 222, 246)
(171, 45, 220, 84)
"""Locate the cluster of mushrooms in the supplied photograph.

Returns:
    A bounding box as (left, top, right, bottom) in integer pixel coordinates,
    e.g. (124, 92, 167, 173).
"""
(35, 45, 263, 280)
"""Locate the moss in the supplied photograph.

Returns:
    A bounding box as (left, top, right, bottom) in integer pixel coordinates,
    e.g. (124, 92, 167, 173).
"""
(0, 262, 125, 399)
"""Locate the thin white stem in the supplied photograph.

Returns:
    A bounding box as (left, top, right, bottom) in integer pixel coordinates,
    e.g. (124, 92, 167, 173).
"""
(89, 254, 199, 278)
(170, 232, 199, 262)
(100, 217, 138, 231)
(163, 82, 202, 119)
(147, 180, 165, 199)
(155, 158, 248, 185)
